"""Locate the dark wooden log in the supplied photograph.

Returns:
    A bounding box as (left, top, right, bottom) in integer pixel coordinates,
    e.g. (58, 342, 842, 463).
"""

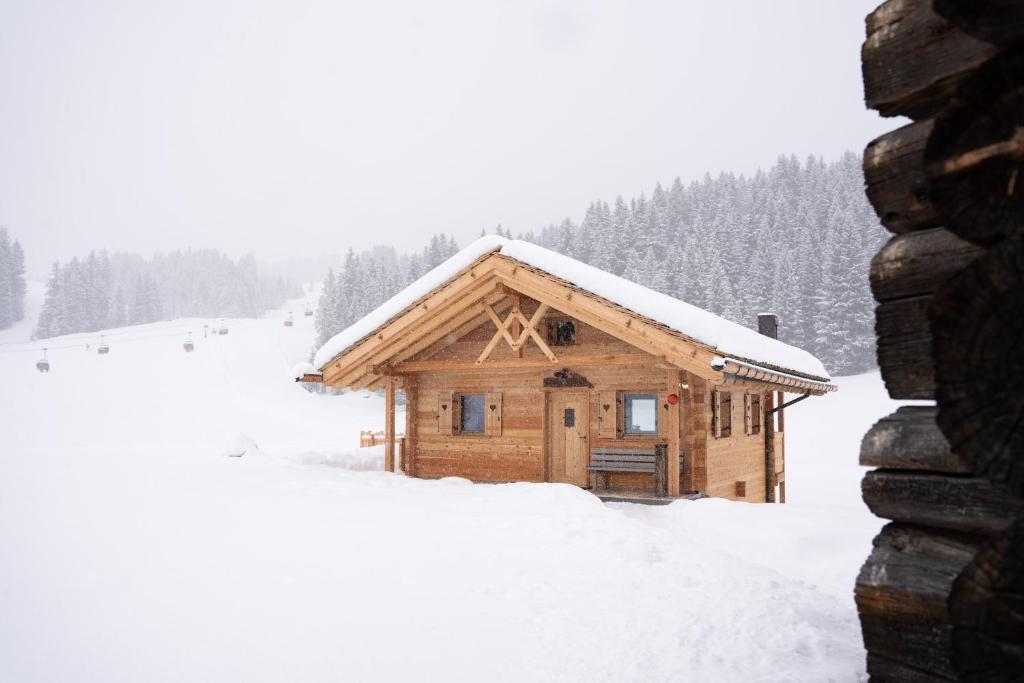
(876, 296, 934, 399)
(866, 653, 954, 682)
(863, 0, 999, 119)
(857, 523, 978, 620)
(931, 236, 1024, 494)
(933, 0, 1024, 47)
(870, 227, 984, 301)
(950, 518, 1024, 679)
(864, 120, 941, 234)
(856, 523, 982, 678)
(863, 470, 1023, 535)
(925, 45, 1024, 246)
(654, 444, 668, 498)
(861, 406, 971, 473)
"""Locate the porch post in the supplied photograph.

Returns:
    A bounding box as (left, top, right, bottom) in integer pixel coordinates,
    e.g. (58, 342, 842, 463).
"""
(384, 376, 396, 472)
(404, 379, 416, 476)
(765, 391, 776, 503)
(666, 368, 681, 497)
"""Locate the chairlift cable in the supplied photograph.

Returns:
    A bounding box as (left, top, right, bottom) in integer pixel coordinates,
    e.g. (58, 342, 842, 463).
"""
(0, 317, 266, 354)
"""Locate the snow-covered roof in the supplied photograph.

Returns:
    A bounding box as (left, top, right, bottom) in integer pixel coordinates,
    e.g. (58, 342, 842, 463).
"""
(314, 236, 830, 381)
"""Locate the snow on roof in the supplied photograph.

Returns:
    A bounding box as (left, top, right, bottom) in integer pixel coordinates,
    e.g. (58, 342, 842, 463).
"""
(313, 237, 505, 371)
(291, 361, 316, 380)
(314, 236, 831, 380)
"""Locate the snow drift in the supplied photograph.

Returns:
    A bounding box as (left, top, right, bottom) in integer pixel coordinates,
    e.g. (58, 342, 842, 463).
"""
(0, 295, 900, 682)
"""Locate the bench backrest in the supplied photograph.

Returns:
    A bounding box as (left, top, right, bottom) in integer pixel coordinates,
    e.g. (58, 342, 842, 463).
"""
(589, 446, 683, 471)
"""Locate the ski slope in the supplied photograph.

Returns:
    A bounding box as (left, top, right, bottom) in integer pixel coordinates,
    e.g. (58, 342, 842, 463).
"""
(0, 296, 387, 459)
(0, 296, 903, 682)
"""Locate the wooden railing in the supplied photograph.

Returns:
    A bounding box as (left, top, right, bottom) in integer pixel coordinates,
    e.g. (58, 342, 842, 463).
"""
(360, 430, 408, 473)
(359, 430, 405, 448)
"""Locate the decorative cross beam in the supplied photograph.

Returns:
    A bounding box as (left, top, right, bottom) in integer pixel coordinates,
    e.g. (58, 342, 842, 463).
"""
(476, 300, 557, 364)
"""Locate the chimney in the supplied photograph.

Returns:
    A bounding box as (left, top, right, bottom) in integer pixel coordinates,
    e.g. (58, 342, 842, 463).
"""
(758, 313, 778, 339)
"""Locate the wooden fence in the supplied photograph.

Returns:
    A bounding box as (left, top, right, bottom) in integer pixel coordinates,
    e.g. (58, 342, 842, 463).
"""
(360, 430, 408, 472)
(359, 430, 405, 448)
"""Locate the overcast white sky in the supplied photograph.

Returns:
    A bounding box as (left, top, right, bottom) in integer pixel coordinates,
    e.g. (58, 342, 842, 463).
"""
(1, 1, 891, 276)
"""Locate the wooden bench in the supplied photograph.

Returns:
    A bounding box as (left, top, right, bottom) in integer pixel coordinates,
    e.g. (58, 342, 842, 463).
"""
(587, 445, 683, 497)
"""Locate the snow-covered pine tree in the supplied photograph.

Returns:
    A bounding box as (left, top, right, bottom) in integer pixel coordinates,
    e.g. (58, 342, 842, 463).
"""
(314, 268, 337, 348)
(0, 229, 12, 329)
(311, 154, 882, 377)
(11, 238, 26, 323)
(33, 262, 63, 339)
(521, 153, 886, 375)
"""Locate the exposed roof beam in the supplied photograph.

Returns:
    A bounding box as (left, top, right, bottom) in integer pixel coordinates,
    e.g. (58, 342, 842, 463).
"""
(337, 285, 509, 389)
(319, 256, 501, 383)
(489, 256, 723, 381)
(323, 273, 502, 386)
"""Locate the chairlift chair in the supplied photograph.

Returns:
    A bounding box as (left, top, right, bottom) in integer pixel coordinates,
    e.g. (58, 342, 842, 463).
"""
(36, 348, 50, 373)
(97, 335, 110, 355)
(284, 312, 294, 327)
(218, 319, 229, 335)
(304, 304, 313, 317)
(183, 332, 195, 353)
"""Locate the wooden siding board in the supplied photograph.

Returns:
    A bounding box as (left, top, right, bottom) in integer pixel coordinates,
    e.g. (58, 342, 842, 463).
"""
(705, 382, 769, 501)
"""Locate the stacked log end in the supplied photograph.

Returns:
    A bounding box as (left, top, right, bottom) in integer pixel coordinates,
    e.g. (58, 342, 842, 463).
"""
(858, 0, 1024, 678)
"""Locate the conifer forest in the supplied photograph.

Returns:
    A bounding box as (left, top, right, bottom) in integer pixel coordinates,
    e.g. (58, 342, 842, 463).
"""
(0, 228, 28, 331)
(316, 153, 884, 375)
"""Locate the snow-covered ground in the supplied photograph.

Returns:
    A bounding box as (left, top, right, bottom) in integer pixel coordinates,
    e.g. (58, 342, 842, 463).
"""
(0, 296, 903, 682)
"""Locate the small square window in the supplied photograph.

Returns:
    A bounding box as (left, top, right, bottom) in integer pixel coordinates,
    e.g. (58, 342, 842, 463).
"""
(623, 393, 658, 435)
(460, 394, 485, 433)
(563, 407, 575, 427)
(548, 319, 576, 346)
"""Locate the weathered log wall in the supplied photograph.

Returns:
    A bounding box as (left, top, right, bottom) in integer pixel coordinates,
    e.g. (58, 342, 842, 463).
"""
(858, 0, 1024, 677)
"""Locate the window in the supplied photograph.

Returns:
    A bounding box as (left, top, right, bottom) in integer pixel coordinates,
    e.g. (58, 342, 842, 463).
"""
(547, 319, 576, 346)
(623, 393, 658, 435)
(460, 394, 485, 433)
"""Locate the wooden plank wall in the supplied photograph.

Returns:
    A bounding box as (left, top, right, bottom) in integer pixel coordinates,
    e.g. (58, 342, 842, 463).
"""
(705, 384, 772, 502)
(406, 298, 691, 492)
(683, 376, 708, 493)
(584, 364, 674, 492)
(424, 297, 642, 364)
(401, 293, 781, 502)
(413, 367, 547, 482)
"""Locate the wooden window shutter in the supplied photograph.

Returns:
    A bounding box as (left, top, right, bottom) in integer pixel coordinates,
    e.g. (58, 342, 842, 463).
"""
(616, 392, 625, 437)
(751, 394, 761, 435)
(451, 392, 462, 435)
(597, 391, 617, 438)
(721, 391, 732, 437)
(485, 392, 502, 436)
(744, 393, 753, 435)
(438, 391, 455, 436)
(712, 390, 721, 438)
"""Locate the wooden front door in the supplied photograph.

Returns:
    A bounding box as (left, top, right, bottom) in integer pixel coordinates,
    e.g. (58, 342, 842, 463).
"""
(547, 392, 590, 486)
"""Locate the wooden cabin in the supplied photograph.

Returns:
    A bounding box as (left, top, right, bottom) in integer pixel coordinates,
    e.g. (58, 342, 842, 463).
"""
(300, 237, 835, 502)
